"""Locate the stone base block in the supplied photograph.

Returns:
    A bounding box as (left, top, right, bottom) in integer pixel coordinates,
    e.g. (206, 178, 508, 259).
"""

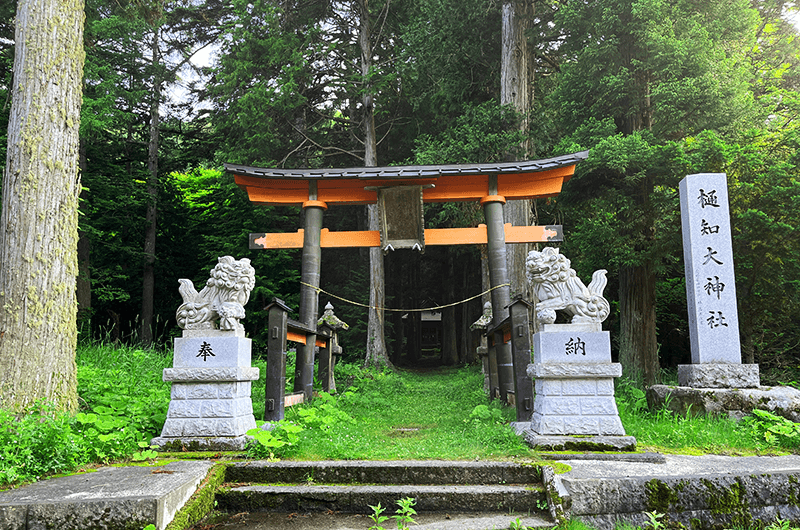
(529, 366, 627, 436)
(512, 426, 636, 451)
(158, 371, 259, 442)
(531, 410, 626, 436)
(529, 363, 622, 379)
(647, 384, 800, 422)
(159, 414, 256, 438)
(171, 381, 253, 401)
(150, 435, 253, 452)
(163, 366, 259, 383)
(677, 363, 760, 388)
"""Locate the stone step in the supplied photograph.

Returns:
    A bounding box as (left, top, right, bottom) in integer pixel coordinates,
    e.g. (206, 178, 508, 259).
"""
(216, 460, 555, 526)
(225, 459, 544, 486)
(203, 510, 555, 530)
(217, 483, 548, 515)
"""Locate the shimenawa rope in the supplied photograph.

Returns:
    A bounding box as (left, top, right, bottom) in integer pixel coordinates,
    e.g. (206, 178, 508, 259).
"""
(299, 281, 509, 313)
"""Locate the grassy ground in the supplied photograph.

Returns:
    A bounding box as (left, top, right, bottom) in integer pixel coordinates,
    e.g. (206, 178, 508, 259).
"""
(266, 365, 531, 460)
(2, 341, 799, 489)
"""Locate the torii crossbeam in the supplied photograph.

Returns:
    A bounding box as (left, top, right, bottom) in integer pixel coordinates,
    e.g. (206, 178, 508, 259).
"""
(226, 151, 589, 413)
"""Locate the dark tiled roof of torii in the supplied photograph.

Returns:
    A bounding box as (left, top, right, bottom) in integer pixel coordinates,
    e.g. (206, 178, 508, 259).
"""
(224, 151, 589, 180)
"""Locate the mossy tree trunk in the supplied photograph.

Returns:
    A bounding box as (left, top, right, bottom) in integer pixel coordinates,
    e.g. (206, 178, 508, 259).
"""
(501, 0, 533, 301)
(0, 0, 85, 412)
(360, 0, 392, 369)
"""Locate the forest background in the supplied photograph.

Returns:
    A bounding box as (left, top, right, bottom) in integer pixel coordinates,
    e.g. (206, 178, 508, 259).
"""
(1, 0, 799, 389)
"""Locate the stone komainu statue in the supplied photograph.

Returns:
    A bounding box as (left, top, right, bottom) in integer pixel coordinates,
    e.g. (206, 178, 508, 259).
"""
(526, 247, 610, 325)
(176, 256, 256, 332)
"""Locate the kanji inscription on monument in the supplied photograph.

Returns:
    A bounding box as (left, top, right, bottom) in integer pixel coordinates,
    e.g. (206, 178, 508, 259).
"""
(197, 341, 215, 361)
(680, 173, 741, 364)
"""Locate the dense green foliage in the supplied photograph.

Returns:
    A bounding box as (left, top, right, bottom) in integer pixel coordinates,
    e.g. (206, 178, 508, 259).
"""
(0, 0, 799, 382)
(0, 344, 172, 486)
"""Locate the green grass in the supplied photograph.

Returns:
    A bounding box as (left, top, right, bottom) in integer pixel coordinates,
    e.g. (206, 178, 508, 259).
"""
(2, 340, 799, 490)
(270, 365, 530, 460)
(614, 380, 799, 455)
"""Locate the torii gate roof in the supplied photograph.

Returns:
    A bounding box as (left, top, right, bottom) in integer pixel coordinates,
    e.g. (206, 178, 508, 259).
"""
(226, 151, 588, 206)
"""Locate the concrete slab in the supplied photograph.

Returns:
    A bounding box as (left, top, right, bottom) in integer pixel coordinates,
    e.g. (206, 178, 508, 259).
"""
(556, 454, 800, 530)
(0, 460, 214, 530)
(559, 454, 800, 479)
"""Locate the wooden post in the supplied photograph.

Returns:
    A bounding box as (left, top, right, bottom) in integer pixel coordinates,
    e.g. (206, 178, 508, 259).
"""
(295, 188, 325, 401)
(482, 175, 514, 403)
(488, 339, 500, 399)
(265, 298, 291, 422)
(509, 296, 534, 421)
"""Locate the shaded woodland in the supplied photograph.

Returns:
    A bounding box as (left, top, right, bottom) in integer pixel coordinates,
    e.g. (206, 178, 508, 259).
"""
(2, 0, 800, 385)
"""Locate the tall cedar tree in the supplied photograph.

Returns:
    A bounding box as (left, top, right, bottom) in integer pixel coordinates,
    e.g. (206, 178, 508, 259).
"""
(360, 0, 393, 368)
(550, 0, 757, 385)
(0, 0, 85, 411)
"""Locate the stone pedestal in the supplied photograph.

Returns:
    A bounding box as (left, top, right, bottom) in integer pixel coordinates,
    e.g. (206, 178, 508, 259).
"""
(647, 384, 800, 422)
(151, 329, 259, 451)
(678, 363, 760, 388)
(518, 324, 635, 451)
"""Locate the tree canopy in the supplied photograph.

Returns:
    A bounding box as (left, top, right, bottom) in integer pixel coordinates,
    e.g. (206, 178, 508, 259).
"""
(2, 0, 800, 395)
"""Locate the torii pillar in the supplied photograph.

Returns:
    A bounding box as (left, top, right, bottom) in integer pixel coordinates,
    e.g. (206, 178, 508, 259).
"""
(295, 183, 326, 400)
(482, 175, 514, 402)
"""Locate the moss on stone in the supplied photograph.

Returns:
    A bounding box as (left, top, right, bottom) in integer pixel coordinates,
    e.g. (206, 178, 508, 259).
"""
(164, 463, 227, 530)
(645, 478, 679, 514)
(701, 478, 751, 528)
(788, 473, 800, 506)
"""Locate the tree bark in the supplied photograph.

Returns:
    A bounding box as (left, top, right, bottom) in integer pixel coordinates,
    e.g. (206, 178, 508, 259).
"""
(140, 24, 161, 347)
(501, 0, 532, 300)
(0, 0, 85, 412)
(359, 0, 392, 368)
(618, 264, 660, 386)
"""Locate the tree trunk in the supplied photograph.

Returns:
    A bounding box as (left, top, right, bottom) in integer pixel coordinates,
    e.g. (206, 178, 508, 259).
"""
(618, 264, 660, 386)
(359, 0, 392, 368)
(442, 249, 458, 365)
(500, 0, 530, 156)
(501, 0, 532, 300)
(409, 256, 421, 365)
(140, 25, 161, 347)
(0, 0, 85, 412)
(365, 203, 392, 368)
(77, 141, 92, 330)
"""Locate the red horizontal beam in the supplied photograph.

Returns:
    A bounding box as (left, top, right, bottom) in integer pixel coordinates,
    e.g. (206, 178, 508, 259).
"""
(250, 225, 562, 250)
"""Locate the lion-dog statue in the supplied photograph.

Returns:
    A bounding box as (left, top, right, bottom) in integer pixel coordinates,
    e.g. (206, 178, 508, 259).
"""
(176, 256, 256, 332)
(526, 247, 610, 326)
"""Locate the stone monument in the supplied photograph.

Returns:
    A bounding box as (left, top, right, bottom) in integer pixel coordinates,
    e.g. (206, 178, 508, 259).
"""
(518, 247, 635, 451)
(647, 174, 800, 421)
(678, 173, 759, 388)
(151, 256, 260, 451)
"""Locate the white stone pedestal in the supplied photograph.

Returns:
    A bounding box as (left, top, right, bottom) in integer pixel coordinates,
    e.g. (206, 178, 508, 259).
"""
(151, 330, 259, 451)
(518, 324, 635, 451)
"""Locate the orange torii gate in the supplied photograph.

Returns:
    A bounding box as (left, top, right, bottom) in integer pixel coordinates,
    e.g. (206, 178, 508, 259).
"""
(226, 151, 588, 420)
